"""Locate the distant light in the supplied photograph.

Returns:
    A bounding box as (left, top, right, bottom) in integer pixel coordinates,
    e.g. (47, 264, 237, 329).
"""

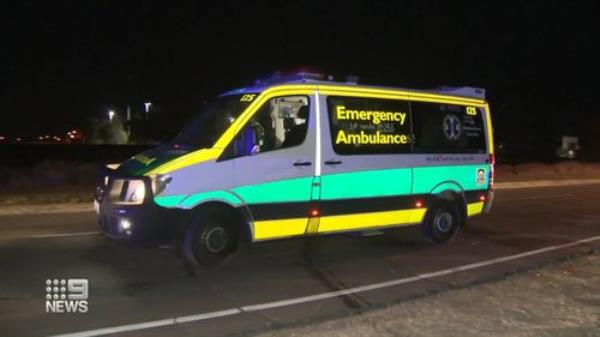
(479, 195, 486, 202)
(144, 102, 152, 113)
(310, 209, 319, 217)
(415, 201, 424, 208)
(0, 136, 5, 140)
(108, 110, 115, 122)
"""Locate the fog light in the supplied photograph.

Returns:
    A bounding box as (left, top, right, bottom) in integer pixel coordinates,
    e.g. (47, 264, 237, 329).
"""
(119, 219, 132, 231)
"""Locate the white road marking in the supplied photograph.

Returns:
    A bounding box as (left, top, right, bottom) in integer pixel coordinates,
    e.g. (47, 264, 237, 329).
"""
(49, 234, 600, 337)
(497, 194, 574, 203)
(495, 178, 600, 190)
(29, 231, 100, 239)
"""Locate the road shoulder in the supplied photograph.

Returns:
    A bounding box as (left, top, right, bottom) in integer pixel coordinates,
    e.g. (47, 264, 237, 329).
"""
(256, 252, 600, 337)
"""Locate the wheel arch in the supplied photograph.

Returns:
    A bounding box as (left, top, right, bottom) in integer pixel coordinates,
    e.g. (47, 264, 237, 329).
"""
(183, 200, 254, 245)
(429, 181, 468, 226)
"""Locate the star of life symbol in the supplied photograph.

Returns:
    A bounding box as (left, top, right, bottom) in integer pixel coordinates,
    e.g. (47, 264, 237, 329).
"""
(443, 114, 462, 141)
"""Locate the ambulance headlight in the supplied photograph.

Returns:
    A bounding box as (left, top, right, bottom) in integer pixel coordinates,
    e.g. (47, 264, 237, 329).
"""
(150, 174, 172, 196)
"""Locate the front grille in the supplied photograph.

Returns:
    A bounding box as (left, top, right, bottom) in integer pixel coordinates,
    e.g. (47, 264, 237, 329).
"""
(99, 215, 120, 235)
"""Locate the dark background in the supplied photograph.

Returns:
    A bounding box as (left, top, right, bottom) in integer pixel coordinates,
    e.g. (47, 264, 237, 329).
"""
(1, 1, 598, 160)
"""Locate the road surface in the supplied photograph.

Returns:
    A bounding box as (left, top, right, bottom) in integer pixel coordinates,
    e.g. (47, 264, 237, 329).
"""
(1, 184, 599, 337)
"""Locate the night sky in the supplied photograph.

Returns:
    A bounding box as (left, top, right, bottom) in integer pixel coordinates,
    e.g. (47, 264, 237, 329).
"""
(1, 1, 598, 145)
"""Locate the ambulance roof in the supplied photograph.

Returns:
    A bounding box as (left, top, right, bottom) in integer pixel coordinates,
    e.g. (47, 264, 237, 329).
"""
(220, 72, 486, 101)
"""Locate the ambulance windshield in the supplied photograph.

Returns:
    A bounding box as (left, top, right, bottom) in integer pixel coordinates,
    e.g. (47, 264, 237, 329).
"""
(172, 94, 256, 149)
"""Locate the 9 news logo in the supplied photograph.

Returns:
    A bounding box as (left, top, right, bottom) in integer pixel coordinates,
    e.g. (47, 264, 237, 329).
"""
(45, 278, 89, 313)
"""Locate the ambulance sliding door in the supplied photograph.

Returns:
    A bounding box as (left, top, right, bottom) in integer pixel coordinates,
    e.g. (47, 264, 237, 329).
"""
(316, 93, 416, 233)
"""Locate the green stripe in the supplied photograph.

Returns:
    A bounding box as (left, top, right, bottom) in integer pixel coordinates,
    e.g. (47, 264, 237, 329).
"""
(180, 191, 243, 208)
(154, 195, 186, 207)
(232, 176, 313, 204)
(320, 168, 412, 200)
(311, 176, 321, 200)
(412, 164, 489, 194)
(155, 164, 489, 209)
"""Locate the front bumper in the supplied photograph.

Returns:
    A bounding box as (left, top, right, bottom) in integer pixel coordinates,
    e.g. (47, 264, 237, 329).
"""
(97, 200, 186, 246)
(95, 173, 186, 247)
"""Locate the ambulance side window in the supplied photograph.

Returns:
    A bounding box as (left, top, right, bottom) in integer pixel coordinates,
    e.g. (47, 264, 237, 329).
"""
(411, 101, 486, 153)
(230, 96, 309, 158)
(327, 96, 412, 155)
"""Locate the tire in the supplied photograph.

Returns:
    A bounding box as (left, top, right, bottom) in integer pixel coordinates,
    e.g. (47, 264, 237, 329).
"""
(181, 210, 239, 271)
(421, 201, 461, 243)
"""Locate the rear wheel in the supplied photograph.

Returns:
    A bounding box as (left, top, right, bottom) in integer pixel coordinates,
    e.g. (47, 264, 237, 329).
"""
(182, 210, 239, 271)
(421, 202, 461, 243)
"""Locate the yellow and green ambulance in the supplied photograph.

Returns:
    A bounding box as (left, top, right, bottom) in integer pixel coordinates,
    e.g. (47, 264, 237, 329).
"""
(95, 72, 495, 268)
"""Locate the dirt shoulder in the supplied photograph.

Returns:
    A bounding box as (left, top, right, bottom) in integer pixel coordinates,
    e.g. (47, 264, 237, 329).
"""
(0, 185, 92, 206)
(256, 253, 600, 337)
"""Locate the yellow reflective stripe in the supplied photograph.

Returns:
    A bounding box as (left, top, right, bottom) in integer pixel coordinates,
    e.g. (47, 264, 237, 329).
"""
(317, 85, 485, 106)
(305, 217, 320, 234)
(484, 103, 495, 154)
(145, 148, 221, 175)
(317, 208, 425, 233)
(467, 202, 484, 216)
(253, 218, 308, 240)
(409, 208, 427, 223)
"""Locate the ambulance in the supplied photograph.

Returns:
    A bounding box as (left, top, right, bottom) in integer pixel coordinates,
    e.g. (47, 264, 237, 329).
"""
(95, 72, 495, 268)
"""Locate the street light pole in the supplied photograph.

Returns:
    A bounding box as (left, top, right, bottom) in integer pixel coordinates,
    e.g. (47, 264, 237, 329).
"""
(144, 102, 152, 120)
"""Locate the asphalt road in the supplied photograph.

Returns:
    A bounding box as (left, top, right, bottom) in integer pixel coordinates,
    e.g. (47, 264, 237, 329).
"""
(1, 184, 600, 337)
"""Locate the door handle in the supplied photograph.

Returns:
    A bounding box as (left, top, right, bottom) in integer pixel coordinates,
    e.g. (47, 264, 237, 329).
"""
(293, 161, 312, 167)
(324, 160, 343, 165)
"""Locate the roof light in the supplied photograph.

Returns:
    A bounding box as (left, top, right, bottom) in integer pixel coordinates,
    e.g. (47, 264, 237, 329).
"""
(253, 68, 328, 86)
(345, 75, 360, 84)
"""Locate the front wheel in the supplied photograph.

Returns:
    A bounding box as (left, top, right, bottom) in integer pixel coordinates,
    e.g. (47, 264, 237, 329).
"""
(182, 211, 239, 271)
(421, 202, 461, 243)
